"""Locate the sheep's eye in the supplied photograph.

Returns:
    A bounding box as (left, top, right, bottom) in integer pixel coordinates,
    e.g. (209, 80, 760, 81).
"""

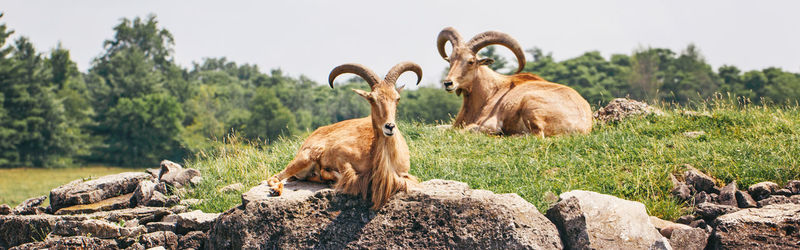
(468, 60, 475, 65)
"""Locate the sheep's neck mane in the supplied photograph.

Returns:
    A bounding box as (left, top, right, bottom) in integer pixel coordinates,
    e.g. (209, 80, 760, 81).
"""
(455, 66, 511, 126)
(369, 121, 403, 169)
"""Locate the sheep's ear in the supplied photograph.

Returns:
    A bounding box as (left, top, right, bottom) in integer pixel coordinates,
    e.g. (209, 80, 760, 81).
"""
(352, 89, 372, 100)
(478, 58, 495, 66)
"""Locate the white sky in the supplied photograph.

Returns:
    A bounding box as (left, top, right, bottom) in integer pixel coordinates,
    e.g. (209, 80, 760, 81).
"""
(3, 0, 799, 87)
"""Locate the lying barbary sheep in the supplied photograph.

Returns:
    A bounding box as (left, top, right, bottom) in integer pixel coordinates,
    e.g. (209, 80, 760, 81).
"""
(266, 62, 421, 209)
(437, 27, 592, 136)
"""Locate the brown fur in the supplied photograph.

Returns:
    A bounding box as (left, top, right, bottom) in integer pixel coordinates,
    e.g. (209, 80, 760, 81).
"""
(266, 68, 419, 209)
(443, 45, 592, 137)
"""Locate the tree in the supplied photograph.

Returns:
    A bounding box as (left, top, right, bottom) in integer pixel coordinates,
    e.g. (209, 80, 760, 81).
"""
(100, 94, 185, 166)
(244, 87, 297, 141)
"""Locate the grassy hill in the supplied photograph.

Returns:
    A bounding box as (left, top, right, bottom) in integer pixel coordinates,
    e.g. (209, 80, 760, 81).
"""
(183, 99, 800, 220)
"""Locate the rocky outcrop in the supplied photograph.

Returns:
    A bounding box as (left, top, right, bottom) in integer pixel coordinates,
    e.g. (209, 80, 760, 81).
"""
(711, 203, 800, 249)
(9, 236, 118, 250)
(208, 180, 563, 249)
(159, 160, 201, 188)
(545, 190, 667, 249)
(12, 195, 46, 215)
(54, 193, 133, 215)
(49, 172, 152, 211)
(0, 214, 61, 248)
(593, 98, 661, 122)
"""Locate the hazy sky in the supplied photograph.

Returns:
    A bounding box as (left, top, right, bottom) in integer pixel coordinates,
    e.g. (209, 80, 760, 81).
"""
(3, 0, 799, 87)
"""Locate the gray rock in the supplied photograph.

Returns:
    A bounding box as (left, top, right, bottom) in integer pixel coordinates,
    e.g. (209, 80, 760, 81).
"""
(650, 216, 691, 238)
(83, 206, 172, 223)
(158, 160, 201, 188)
(49, 172, 152, 211)
(684, 165, 718, 194)
(166, 195, 180, 207)
(178, 231, 206, 250)
(676, 215, 694, 225)
(593, 98, 662, 122)
(12, 195, 46, 215)
(52, 218, 123, 238)
(147, 191, 168, 207)
(689, 219, 707, 229)
(546, 190, 663, 250)
(786, 180, 800, 194)
(670, 174, 692, 201)
(0, 204, 10, 215)
(695, 202, 739, 222)
(756, 195, 800, 207)
(132, 179, 157, 207)
(162, 210, 219, 234)
(693, 191, 711, 204)
(119, 225, 147, 237)
(747, 181, 779, 201)
(210, 179, 563, 249)
(54, 193, 133, 215)
(735, 190, 757, 208)
(0, 214, 64, 248)
(138, 231, 179, 250)
(668, 228, 708, 250)
(169, 205, 188, 214)
(146, 168, 161, 178)
(219, 182, 244, 193)
(711, 203, 800, 249)
(774, 188, 793, 196)
(650, 237, 673, 250)
(146, 221, 176, 233)
(718, 181, 738, 207)
(9, 236, 118, 250)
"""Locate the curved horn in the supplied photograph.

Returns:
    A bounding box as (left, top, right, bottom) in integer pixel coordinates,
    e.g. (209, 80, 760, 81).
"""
(384, 61, 423, 86)
(328, 63, 381, 89)
(436, 27, 463, 60)
(467, 31, 526, 73)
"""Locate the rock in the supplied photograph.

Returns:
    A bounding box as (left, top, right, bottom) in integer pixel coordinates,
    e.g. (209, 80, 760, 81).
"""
(9, 236, 118, 250)
(546, 190, 663, 250)
(180, 198, 202, 207)
(0, 214, 63, 248)
(735, 190, 757, 208)
(82, 206, 172, 223)
(120, 225, 147, 237)
(747, 181, 779, 201)
(0, 204, 10, 215)
(158, 160, 201, 188)
(593, 98, 661, 122)
(756, 195, 800, 207)
(775, 188, 793, 196)
(718, 181, 738, 207)
(12, 195, 46, 215)
(146, 168, 161, 178)
(682, 131, 706, 138)
(138, 231, 179, 250)
(55, 193, 133, 215)
(210, 179, 563, 249)
(163, 210, 219, 234)
(166, 195, 180, 207)
(132, 179, 157, 206)
(683, 165, 718, 194)
(49, 172, 153, 211)
(52, 218, 123, 238)
(125, 242, 145, 250)
(668, 228, 708, 250)
(241, 180, 328, 206)
(689, 219, 707, 229)
(670, 174, 692, 201)
(170, 205, 188, 214)
(650, 216, 691, 238)
(711, 203, 800, 249)
(695, 202, 739, 222)
(147, 191, 168, 207)
(178, 231, 206, 250)
(155, 181, 168, 194)
(146, 221, 176, 233)
(190, 176, 203, 186)
(650, 237, 673, 250)
(219, 182, 244, 193)
(676, 215, 694, 225)
(693, 191, 711, 204)
(786, 180, 800, 194)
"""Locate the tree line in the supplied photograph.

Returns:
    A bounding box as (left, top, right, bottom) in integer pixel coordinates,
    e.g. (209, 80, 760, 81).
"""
(1, 14, 798, 168)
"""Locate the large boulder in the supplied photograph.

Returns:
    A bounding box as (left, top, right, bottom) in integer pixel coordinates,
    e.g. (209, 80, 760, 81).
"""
(0, 214, 62, 248)
(711, 203, 800, 249)
(49, 172, 152, 211)
(9, 236, 117, 250)
(54, 193, 133, 215)
(546, 190, 668, 249)
(208, 180, 563, 249)
(158, 160, 201, 189)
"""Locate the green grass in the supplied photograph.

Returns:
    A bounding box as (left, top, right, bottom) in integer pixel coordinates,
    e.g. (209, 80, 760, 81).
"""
(0, 166, 146, 207)
(185, 99, 800, 220)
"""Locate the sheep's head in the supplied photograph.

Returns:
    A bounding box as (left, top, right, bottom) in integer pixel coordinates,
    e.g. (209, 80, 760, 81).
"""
(437, 27, 526, 95)
(329, 62, 422, 137)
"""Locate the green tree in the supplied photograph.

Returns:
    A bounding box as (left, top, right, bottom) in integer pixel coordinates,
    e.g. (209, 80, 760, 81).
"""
(245, 87, 297, 141)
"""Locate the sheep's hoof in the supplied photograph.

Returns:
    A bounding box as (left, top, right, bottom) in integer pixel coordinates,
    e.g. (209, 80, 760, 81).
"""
(269, 182, 284, 196)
